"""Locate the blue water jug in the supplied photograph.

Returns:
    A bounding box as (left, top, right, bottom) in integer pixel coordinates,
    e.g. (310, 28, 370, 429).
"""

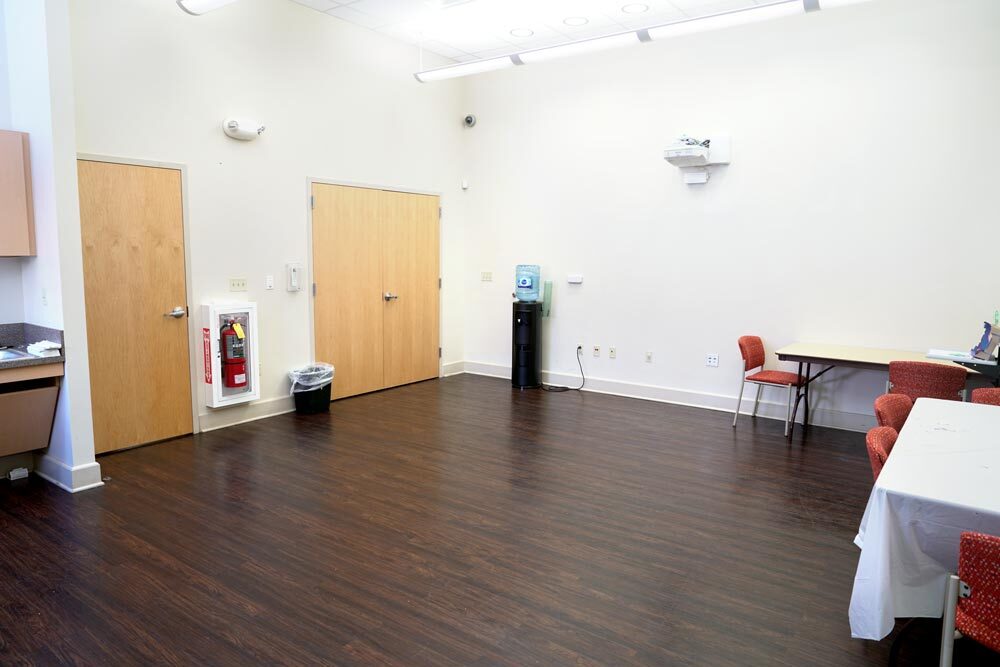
(515, 265, 540, 302)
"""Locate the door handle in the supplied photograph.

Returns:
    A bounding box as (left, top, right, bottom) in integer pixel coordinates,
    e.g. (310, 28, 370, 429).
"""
(165, 306, 186, 318)
(383, 292, 398, 302)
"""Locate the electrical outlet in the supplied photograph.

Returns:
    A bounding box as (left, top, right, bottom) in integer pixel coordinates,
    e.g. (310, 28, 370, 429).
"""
(706, 353, 719, 367)
(481, 271, 493, 282)
(265, 275, 274, 290)
(593, 345, 600, 358)
(645, 351, 653, 363)
(229, 278, 248, 292)
(609, 346, 617, 359)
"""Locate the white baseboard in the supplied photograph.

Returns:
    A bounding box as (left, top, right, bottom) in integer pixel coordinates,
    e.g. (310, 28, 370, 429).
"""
(34, 455, 104, 493)
(455, 360, 875, 433)
(442, 361, 466, 377)
(198, 395, 296, 432)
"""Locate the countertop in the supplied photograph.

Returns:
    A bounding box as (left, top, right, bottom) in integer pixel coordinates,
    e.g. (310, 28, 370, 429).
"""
(0, 323, 65, 371)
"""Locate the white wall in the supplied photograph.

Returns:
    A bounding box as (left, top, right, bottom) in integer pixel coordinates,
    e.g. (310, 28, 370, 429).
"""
(70, 0, 467, 430)
(0, 2, 22, 324)
(0, 261, 22, 323)
(3, 0, 102, 491)
(459, 0, 1000, 430)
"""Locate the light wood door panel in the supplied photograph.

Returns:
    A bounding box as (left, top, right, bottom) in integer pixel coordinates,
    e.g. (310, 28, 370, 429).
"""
(312, 183, 385, 399)
(381, 190, 440, 388)
(78, 160, 192, 453)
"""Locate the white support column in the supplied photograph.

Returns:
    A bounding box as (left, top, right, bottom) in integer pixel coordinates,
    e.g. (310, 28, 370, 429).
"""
(4, 0, 101, 492)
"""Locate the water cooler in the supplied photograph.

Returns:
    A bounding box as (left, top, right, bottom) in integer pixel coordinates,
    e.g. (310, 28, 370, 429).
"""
(512, 301, 542, 388)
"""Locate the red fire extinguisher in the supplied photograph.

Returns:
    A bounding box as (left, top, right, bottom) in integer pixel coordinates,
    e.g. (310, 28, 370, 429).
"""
(220, 319, 247, 388)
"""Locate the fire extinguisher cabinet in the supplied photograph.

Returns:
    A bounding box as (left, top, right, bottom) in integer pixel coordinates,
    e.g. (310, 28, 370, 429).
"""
(200, 302, 261, 408)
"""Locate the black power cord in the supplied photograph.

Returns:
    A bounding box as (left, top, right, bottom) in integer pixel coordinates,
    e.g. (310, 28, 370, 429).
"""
(541, 345, 585, 392)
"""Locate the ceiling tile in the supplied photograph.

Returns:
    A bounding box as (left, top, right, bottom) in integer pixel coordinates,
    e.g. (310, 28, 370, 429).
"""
(292, 0, 776, 70)
(324, 4, 391, 29)
(291, 0, 339, 11)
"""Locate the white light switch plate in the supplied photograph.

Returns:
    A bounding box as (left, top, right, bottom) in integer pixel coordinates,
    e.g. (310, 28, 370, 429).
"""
(229, 278, 248, 292)
(568, 274, 584, 284)
(265, 275, 274, 290)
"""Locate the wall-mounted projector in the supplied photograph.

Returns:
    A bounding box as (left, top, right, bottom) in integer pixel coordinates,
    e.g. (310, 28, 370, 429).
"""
(664, 142, 710, 167)
(663, 134, 731, 184)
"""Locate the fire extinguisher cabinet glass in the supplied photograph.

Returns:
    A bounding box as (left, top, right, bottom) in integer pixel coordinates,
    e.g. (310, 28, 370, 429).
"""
(201, 302, 261, 408)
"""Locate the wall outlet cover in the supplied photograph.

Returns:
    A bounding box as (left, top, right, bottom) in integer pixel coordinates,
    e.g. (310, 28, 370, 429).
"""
(706, 353, 719, 367)
(593, 345, 600, 357)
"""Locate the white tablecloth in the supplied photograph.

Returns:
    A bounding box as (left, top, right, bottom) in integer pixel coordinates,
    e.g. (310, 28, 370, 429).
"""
(849, 398, 1000, 640)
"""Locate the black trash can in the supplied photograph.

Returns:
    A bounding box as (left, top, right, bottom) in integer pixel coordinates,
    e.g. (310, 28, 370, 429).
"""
(293, 382, 332, 414)
(288, 363, 335, 414)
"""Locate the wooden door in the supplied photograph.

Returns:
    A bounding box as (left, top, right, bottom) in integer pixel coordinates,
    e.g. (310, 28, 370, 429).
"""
(311, 184, 439, 399)
(381, 190, 440, 388)
(78, 160, 192, 453)
(312, 183, 385, 399)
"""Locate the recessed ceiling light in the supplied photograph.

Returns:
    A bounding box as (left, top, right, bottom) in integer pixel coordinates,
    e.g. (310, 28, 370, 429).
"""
(621, 3, 649, 13)
(510, 28, 534, 38)
(563, 16, 589, 26)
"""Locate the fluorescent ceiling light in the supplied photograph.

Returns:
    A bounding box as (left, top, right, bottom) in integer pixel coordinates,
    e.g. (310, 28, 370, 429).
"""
(647, 1, 803, 40)
(176, 0, 239, 15)
(518, 32, 641, 65)
(414, 56, 514, 82)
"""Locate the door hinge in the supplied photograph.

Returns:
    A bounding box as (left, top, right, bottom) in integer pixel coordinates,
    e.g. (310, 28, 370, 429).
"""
(439, 347, 442, 358)
(312, 283, 317, 296)
(310, 195, 315, 210)
(438, 277, 442, 289)
(186, 306, 190, 317)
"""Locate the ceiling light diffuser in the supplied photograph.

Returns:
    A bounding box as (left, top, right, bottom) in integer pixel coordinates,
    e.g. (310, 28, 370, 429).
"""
(413, 56, 514, 82)
(647, 0, 803, 40)
(413, 0, 836, 82)
(621, 3, 649, 14)
(818, 0, 870, 6)
(510, 28, 534, 38)
(176, 0, 239, 15)
(518, 32, 640, 64)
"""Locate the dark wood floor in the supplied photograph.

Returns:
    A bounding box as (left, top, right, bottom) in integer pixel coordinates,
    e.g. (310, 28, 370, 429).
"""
(0, 375, 995, 665)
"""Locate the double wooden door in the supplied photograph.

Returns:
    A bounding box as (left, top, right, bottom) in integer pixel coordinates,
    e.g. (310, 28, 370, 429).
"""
(78, 160, 193, 453)
(311, 183, 440, 400)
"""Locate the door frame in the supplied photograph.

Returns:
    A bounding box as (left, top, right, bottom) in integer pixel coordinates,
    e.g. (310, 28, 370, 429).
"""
(77, 153, 201, 435)
(305, 177, 444, 386)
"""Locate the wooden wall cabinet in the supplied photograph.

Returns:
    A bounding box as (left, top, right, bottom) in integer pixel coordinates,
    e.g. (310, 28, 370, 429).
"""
(0, 130, 35, 257)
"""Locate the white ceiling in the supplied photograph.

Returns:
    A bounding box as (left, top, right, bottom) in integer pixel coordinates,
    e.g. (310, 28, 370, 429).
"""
(289, 0, 770, 64)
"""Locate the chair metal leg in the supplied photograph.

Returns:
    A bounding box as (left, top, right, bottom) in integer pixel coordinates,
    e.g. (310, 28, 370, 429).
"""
(733, 377, 746, 428)
(784, 384, 793, 437)
(940, 574, 960, 667)
(752, 385, 762, 418)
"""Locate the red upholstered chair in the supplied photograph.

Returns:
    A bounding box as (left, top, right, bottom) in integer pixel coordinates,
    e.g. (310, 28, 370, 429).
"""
(865, 426, 897, 481)
(940, 532, 1000, 666)
(732, 335, 804, 437)
(888, 361, 967, 402)
(972, 388, 1000, 406)
(874, 393, 913, 432)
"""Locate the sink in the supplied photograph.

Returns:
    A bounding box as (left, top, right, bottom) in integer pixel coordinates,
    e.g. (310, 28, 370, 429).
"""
(0, 348, 32, 361)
